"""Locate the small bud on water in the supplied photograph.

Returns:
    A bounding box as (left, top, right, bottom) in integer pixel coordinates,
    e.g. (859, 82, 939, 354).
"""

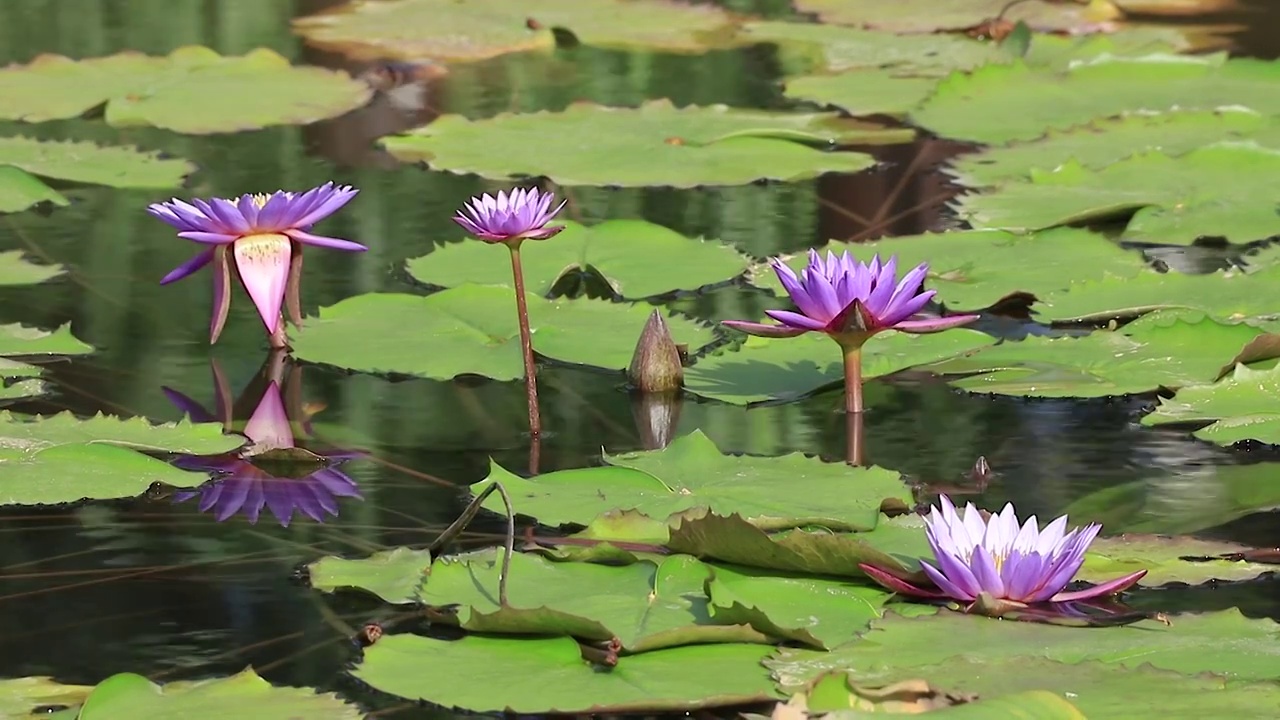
(627, 310, 684, 393)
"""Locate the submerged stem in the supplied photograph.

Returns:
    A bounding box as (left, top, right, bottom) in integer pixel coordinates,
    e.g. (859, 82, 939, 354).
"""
(507, 243, 542, 439)
(429, 480, 516, 607)
(842, 344, 864, 414)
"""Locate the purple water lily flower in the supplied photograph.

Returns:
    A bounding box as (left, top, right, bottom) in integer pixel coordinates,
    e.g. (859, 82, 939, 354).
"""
(723, 250, 979, 414)
(860, 496, 1146, 608)
(452, 187, 566, 244)
(147, 183, 364, 348)
(172, 464, 361, 527)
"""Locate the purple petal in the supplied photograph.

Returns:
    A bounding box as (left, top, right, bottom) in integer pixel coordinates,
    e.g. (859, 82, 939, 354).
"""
(720, 320, 809, 338)
(1050, 570, 1147, 602)
(237, 195, 261, 228)
(864, 255, 899, 317)
(282, 229, 367, 252)
(773, 260, 825, 320)
(891, 314, 980, 333)
(969, 545, 1006, 597)
(255, 192, 293, 230)
(162, 387, 216, 424)
(801, 265, 842, 321)
(177, 231, 238, 245)
(205, 198, 250, 234)
(881, 289, 935, 327)
(920, 559, 976, 601)
(160, 248, 215, 285)
(763, 309, 829, 331)
(292, 185, 358, 228)
(1002, 550, 1048, 602)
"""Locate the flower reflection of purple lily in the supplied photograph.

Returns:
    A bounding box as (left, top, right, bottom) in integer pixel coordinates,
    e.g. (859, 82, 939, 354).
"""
(165, 355, 363, 527)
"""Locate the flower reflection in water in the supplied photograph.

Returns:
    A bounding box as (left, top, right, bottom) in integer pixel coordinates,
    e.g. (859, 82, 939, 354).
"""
(164, 352, 363, 527)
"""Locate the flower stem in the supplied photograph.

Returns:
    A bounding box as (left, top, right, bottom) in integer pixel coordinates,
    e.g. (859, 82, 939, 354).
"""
(842, 344, 864, 415)
(845, 409, 864, 466)
(507, 243, 542, 438)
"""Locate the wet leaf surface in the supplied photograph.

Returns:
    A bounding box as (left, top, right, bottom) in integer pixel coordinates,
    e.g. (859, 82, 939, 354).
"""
(306, 546, 433, 604)
(1142, 363, 1280, 446)
(76, 669, 363, 719)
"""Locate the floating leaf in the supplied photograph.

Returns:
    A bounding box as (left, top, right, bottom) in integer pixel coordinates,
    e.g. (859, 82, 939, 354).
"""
(743, 21, 1004, 75)
(294, 0, 738, 62)
(0, 323, 91, 403)
(0, 677, 93, 717)
(0, 165, 68, 213)
(0, 46, 371, 133)
(0, 443, 213, 505)
(422, 550, 770, 651)
(1083, 535, 1277, 586)
(76, 668, 362, 719)
(353, 634, 778, 713)
(1036, 265, 1280, 323)
(948, 109, 1280, 188)
(0, 410, 242, 455)
(785, 71, 937, 118)
(750, 229, 1147, 313)
(685, 329, 993, 404)
(928, 311, 1276, 397)
(407, 220, 751, 299)
(768, 609, 1280, 689)
(1141, 363, 1280, 446)
(306, 546, 432, 604)
(956, 143, 1280, 245)
(470, 430, 911, 531)
(0, 251, 64, 286)
(380, 100, 894, 188)
(290, 286, 716, 380)
(791, 0, 1117, 33)
(914, 55, 1280, 144)
(707, 563, 891, 650)
(0, 136, 195, 214)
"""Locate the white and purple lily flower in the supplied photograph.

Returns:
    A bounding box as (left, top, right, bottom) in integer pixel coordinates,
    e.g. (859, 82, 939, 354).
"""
(453, 187, 566, 244)
(147, 183, 364, 347)
(861, 495, 1147, 606)
(724, 250, 978, 343)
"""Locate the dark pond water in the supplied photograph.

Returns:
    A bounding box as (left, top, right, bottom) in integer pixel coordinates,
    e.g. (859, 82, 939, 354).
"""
(1, 0, 1280, 717)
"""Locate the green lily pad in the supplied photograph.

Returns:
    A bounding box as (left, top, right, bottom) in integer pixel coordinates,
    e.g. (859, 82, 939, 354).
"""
(0, 46, 371, 133)
(76, 668, 362, 719)
(785, 71, 938, 119)
(471, 430, 911, 531)
(0, 165, 68, 214)
(707, 564, 891, 650)
(948, 109, 1280, 188)
(0, 136, 194, 213)
(1083, 535, 1277, 586)
(407, 220, 751, 299)
(801, 658, 1280, 719)
(686, 329, 993, 405)
(0, 442, 214, 505)
(914, 55, 1280, 144)
(306, 546, 433, 604)
(421, 550, 771, 651)
(0, 252, 64, 286)
(1064, 462, 1280, 536)
(743, 21, 1004, 75)
(792, 0, 1115, 32)
(769, 609, 1280, 688)
(379, 100, 894, 188)
(928, 311, 1277, 397)
(290, 286, 716, 380)
(0, 677, 93, 717)
(1037, 264, 1280, 323)
(353, 634, 778, 713)
(0, 410, 243, 455)
(956, 143, 1280, 245)
(750, 229, 1147, 312)
(294, 0, 737, 62)
(1142, 363, 1280, 445)
(0, 323, 92, 403)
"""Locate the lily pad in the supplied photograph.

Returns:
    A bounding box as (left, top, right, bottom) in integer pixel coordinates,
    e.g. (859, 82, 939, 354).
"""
(750, 229, 1148, 312)
(1083, 535, 1277, 586)
(914, 55, 1280, 144)
(686, 329, 994, 405)
(290, 286, 716, 380)
(0, 323, 91, 403)
(1037, 264, 1280, 323)
(956, 143, 1280, 245)
(407, 220, 751, 299)
(306, 546, 433, 604)
(379, 100, 892, 188)
(0, 136, 194, 212)
(785, 71, 938, 118)
(1141, 363, 1280, 445)
(0, 252, 65, 286)
(0, 46, 371, 133)
(791, 0, 1117, 32)
(421, 550, 770, 651)
(76, 668, 362, 719)
(471, 430, 911, 531)
(294, 0, 737, 62)
(948, 110, 1280, 188)
(0, 442, 214, 505)
(707, 564, 891, 649)
(769, 609, 1280, 688)
(0, 165, 68, 213)
(353, 634, 778, 713)
(927, 311, 1277, 397)
(0, 677, 93, 717)
(0, 410, 243, 455)
(742, 21, 1004, 75)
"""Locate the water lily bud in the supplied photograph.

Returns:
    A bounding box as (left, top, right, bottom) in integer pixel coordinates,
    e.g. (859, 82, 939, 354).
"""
(627, 310, 684, 393)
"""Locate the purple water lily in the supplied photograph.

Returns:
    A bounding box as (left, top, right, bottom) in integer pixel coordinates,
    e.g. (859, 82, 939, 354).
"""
(452, 187, 566, 243)
(172, 463, 362, 527)
(147, 183, 364, 348)
(723, 250, 978, 414)
(452, 186, 567, 447)
(860, 496, 1146, 609)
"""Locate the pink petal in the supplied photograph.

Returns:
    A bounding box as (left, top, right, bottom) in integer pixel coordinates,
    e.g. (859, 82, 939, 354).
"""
(232, 234, 292, 335)
(859, 563, 946, 598)
(1049, 570, 1147, 603)
(892, 314, 981, 333)
(243, 382, 295, 451)
(720, 320, 809, 338)
(282, 229, 367, 252)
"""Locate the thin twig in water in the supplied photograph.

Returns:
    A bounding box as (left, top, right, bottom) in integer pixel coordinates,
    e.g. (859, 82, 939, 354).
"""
(428, 481, 517, 607)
